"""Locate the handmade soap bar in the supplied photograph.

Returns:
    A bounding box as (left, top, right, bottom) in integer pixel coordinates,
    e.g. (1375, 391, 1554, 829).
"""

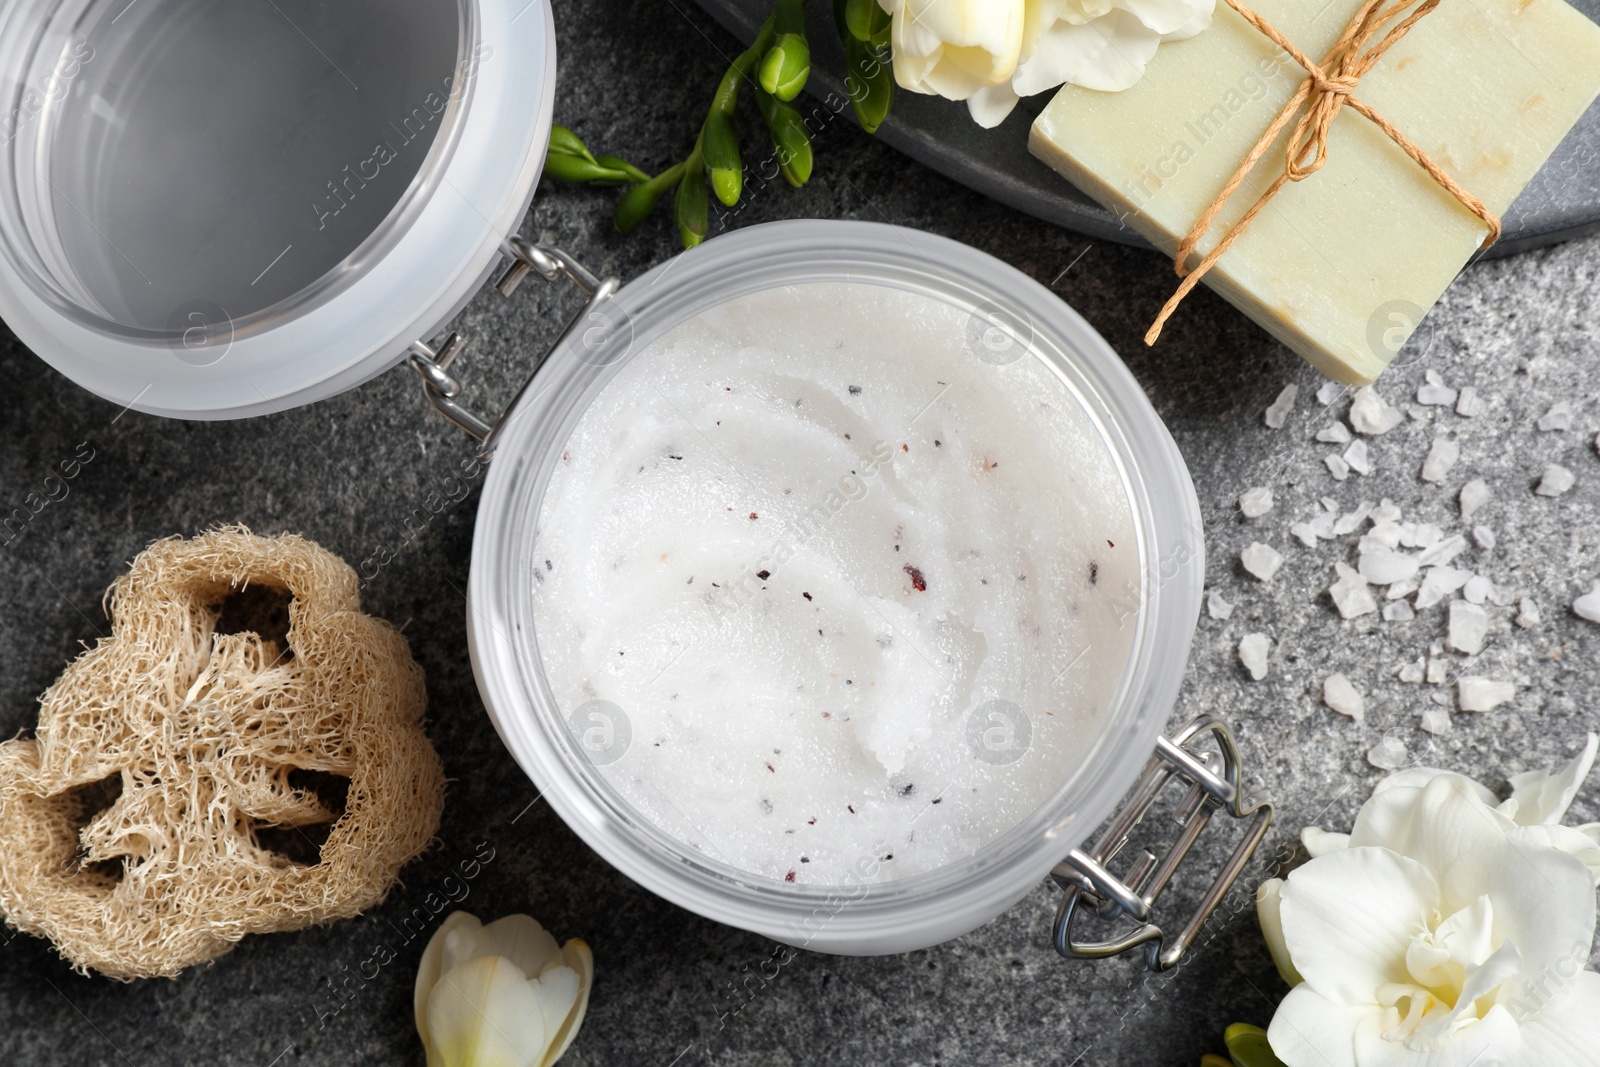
(1030, 0, 1600, 383)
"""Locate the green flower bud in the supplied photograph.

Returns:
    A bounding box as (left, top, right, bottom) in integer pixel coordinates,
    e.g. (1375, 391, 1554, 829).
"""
(844, 0, 890, 46)
(548, 125, 596, 163)
(1223, 1024, 1288, 1067)
(759, 33, 811, 102)
(676, 171, 709, 248)
(701, 111, 743, 207)
(757, 90, 813, 188)
(845, 36, 894, 135)
(614, 178, 667, 234)
(594, 154, 652, 186)
(544, 152, 632, 185)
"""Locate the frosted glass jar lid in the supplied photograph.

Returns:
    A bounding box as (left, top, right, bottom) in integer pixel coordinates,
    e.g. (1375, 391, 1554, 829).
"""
(0, 0, 554, 419)
(467, 220, 1213, 955)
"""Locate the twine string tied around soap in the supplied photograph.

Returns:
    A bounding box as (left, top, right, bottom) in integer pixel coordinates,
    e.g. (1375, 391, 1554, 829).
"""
(1144, 0, 1502, 346)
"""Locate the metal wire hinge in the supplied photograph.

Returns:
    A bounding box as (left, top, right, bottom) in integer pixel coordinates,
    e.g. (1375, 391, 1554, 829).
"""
(408, 236, 621, 454)
(1051, 716, 1273, 972)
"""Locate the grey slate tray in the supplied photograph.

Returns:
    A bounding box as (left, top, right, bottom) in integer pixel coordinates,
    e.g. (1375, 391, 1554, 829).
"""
(695, 0, 1600, 257)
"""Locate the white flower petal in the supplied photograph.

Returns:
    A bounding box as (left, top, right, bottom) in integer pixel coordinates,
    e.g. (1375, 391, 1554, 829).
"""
(1013, 9, 1163, 95)
(480, 914, 564, 982)
(541, 940, 594, 1067)
(1302, 827, 1350, 857)
(1351, 1003, 1518, 1067)
(528, 966, 581, 1067)
(427, 955, 551, 1067)
(1440, 838, 1597, 979)
(416, 912, 487, 1051)
(1372, 766, 1497, 806)
(1511, 971, 1600, 1059)
(1257, 878, 1305, 986)
(967, 82, 1022, 127)
(1506, 823, 1600, 885)
(1280, 847, 1437, 1005)
(1505, 733, 1598, 826)
(1349, 775, 1513, 877)
(1267, 985, 1368, 1067)
(1116, 0, 1214, 37)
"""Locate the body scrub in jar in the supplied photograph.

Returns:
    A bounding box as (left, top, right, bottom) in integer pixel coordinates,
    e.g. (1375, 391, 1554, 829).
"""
(532, 287, 1139, 883)
(472, 221, 1203, 954)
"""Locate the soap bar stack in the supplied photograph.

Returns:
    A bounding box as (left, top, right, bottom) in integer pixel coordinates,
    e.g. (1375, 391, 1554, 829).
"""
(1030, 0, 1600, 383)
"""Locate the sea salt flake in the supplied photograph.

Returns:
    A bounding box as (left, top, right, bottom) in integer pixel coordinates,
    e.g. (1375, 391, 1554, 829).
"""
(1326, 454, 1351, 481)
(1290, 523, 1321, 548)
(1456, 387, 1482, 417)
(1334, 502, 1373, 536)
(1350, 386, 1404, 435)
(1448, 600, 1490, 655)
(1239, 487, 1274, 518)
(1320, 496, 1339, 513)
(1239, 633, 1272, 680)
(1330, 563, 1379, 619)
(1488, 583, 1516, 608)
(1382, 601, 1415, 622)
(1459, 479, 1491, 520)
(1344, 439, 1372, 475)
(1536, 464, 1575, 497)
(1516, 597, 1541, 629)
(1316, 422, 1353, 444)
(1398, 659, 1425, 684)
(1472, 526, 1495, 550)
(1371, 499, 1402, 525)
(1420, 437, 1459, 482)
(1367, 736, 1409, 770)
(1309, 511, 1338, 539)
(1575, 583, 1600, 624)
(1417, 535, 1469, 568)
(1265, 384, 1299, 429)
(1323, 674, 1365, 721)
(1317, 381, 1343, 406)
(1404, 523, 1443, 550)
(1463, 575, 1493, 605)
(1359, 551, 1421, 585)
(1537, 401, 1573, 432)
(1386, 578, 1419, 601)
(1417, 382, 1458, 406)
(1207, 590, 1234, 620)
(1361, 522, 1404, 552)
(1416, 566, 1473, 609)
(1427, 658, 1448, 685)
(1458, 677, 1516, 712)
(1425, 370, 1444, 386)
(1421, 708, 1452, 735)
(1241, 542, 1285, 582)
(1431, 691, 1454, 706)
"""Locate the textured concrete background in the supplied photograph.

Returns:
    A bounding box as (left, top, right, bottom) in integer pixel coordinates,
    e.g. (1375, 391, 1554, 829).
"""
(0, 0, 1597, 1064)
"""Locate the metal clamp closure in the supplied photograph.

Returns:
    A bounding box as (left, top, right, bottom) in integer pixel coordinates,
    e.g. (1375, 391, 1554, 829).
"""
(1051, 715, 1273, 971)
(408, 237, 620, 455)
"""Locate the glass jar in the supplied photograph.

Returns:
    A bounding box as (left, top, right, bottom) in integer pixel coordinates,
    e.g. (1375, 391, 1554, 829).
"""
(467, 219, 1222, 955)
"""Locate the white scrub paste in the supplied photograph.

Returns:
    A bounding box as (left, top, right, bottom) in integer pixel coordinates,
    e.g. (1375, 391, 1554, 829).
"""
(531, 283, 1139, 885)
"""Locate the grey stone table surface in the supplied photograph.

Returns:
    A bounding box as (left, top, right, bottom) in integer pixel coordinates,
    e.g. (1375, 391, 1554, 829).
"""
(0, 0, 1597, 1064)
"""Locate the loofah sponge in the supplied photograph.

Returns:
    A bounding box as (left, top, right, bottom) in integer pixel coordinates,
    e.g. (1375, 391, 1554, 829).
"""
(0, 528, 445, 979)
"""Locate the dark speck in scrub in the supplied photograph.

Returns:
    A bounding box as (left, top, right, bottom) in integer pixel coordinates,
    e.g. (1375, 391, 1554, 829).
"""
(749, 512, 759, 521)
(1108, 540, 1115, 548)
(669, 454, 683, 460)
(849, 385, 862, 395)
(847, 804, 856, 814)
(844, 433, 851, 440)
(1089, 562, 1099, 585)
(802, 591, 812, 601)
(757, 569, 771, 580)
(785, 870, 796, 882)
(545, 560, 553, 571)
(904, 564, 926, 591)
(899, 783, 915, 797)
(934, 440, 942, 447)
(760, 799, 773, 814)
(801, 856, 810, 863)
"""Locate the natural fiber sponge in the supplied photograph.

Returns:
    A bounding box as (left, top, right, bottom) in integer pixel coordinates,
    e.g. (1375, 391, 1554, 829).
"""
(0, 528, 445, 979)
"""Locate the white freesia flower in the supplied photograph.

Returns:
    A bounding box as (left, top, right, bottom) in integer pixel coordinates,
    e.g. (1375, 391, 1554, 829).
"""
(415, 911, 593, 1067)
(877, 0, 1212, 128)
(1256, 736, 1600, 1066)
